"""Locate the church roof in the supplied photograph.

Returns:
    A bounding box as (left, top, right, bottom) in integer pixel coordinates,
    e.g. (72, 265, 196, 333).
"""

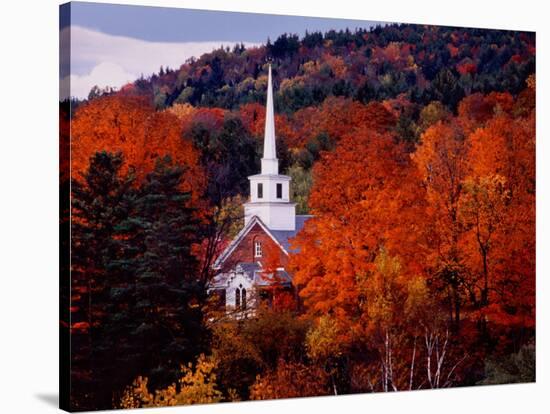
(213, 215, 285, 269)
(270, 215, 312, 253)
(209, 262, 293, 289)
(212, 214, 312, 270)
(239, 262, 293, 286)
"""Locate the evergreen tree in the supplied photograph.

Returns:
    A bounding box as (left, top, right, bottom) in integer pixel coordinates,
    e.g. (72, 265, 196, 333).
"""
(70, 151, 135, 410)
(112, 156, 210, 391)
(192, 115, 258, 206)
(426, 68, 465, 111)
(71, 153, 210, 409)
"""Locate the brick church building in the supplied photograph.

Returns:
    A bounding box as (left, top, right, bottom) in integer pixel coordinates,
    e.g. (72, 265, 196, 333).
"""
(209, 65, 311, 314)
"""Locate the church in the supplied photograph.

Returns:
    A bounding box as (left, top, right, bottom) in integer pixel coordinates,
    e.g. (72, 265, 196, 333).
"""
(208, 65, 311, 314)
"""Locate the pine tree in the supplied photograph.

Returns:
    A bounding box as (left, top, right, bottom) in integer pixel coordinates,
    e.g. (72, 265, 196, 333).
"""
(113, 156, 210, 391)
(71, 153, 210, 409)
(70, 151, 135, 410)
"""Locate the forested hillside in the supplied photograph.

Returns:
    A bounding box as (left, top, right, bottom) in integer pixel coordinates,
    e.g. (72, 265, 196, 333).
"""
(107, 23, 535, 112)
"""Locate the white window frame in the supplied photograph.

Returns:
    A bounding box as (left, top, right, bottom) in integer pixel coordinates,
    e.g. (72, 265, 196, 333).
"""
(254, 240, 263, 257)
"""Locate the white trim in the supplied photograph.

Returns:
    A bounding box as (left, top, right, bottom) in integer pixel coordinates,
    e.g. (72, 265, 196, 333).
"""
(243, 201, 297, 206)
(254, 240, 263, 257)
(247, 173, 291, 180)
(213, 215, 289, 269)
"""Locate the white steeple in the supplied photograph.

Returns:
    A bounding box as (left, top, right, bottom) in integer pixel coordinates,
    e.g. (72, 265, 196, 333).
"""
(261, 64, 278, 175)
(244, 64, 296, 231)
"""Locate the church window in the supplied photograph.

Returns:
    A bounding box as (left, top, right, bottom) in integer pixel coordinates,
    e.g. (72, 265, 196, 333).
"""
(242, 288, 247, 310)
(235, 288, 241, 309)
(254, 241, 263, 257)
(276, 183, 282, 199)
(258, 183, 263, 198)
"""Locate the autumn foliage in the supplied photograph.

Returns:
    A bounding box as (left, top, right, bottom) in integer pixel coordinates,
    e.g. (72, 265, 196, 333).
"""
(71, 96, 205, 199)
(289, 82, 535, 392)
(63, 23, 535, 411)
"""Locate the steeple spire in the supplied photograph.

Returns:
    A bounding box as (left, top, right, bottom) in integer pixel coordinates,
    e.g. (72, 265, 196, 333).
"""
(244, 63, 296, 231)
(261, 64, 278, 174)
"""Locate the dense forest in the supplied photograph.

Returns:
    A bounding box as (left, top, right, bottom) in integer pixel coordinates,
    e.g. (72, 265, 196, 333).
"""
(84, 23, 535, 113)
(61, 23, 535, 411)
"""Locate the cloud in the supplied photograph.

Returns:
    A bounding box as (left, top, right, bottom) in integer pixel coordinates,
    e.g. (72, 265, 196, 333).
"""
(60, 26, 260, 99)
(65, 62, 137, 100)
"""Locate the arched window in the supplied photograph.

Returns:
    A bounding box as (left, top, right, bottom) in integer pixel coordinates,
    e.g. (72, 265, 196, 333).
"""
(235, 287, 241, 309)
(254, 240, 262, 257)
(242, 288, 247, 310)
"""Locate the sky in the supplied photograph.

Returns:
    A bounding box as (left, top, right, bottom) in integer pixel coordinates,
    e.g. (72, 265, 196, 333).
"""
(60, 2, 383, 100)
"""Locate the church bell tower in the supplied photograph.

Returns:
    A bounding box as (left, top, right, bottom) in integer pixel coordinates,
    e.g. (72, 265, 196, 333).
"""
(244, 64, 296, 231)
